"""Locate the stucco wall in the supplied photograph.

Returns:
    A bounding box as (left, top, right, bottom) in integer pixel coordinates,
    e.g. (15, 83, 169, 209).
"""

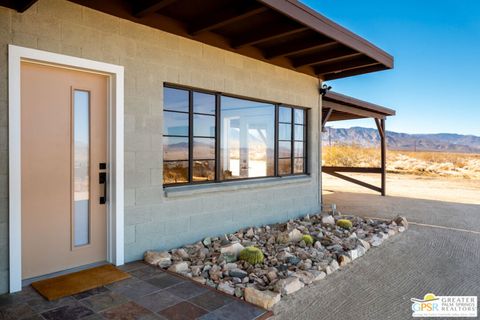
(0, 0, 322, 293)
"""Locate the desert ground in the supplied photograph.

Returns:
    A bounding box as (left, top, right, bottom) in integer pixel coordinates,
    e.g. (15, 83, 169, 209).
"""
(272, 172, 480, 319)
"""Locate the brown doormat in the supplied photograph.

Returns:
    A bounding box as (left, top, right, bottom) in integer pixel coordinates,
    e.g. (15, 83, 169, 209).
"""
(31, 264, 131, 301)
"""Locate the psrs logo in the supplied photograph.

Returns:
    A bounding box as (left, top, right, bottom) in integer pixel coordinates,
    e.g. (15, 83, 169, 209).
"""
(411, 293, 477, 317)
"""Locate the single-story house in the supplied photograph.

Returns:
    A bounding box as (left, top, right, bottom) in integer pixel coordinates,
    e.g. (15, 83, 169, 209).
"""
(0, 0, 395, 294)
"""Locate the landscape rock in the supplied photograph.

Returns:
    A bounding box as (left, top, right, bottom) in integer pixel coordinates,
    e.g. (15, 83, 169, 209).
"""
(217, 283, 235, 295)
(244, 287, 281, 310)
(168, 262, 189, 273)
(145, 211, 406, 306)
(322, 215, 335, 225)
(229, 268, 248, 279)
(338, 255, 351, 267)
(329, 260, 339, 271)
(293, 270, 315, 285)
(220, 243, 245, 260)
(394, 216, 409, 229)
(311, 270, 326, 281)
(274, 277, 304, 295)
(288, 229, 303, 243)
(358, 239, 371, 250)
(144, 251, 172, 268)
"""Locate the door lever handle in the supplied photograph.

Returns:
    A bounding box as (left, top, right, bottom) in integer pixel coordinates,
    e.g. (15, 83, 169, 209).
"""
(99, 172, 107, 204)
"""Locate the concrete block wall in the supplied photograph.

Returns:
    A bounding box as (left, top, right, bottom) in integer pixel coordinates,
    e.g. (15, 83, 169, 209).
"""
(0, 0, 322, 293)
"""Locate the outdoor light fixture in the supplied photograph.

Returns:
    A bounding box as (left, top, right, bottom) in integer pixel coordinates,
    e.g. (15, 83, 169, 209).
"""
(319, 84, 332, 96)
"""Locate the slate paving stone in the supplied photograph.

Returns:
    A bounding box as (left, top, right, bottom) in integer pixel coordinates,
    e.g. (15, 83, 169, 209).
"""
(134, 290, 183, 313)
(73, 286, 110, 300)
(197, 313, 226, 320)
(129, 266, 164, 280)
(21, 315, 45, 320)
(41, 302, 94, 320)
(79, 291, 129, 312)
(117, 261, 149, 272)
(188, 290, 235, 311)
(164, 282, 208, 300)
(100, 301, 156, 319)
(211, 300, 265, 320)
(158, 301, 209, 320)
(0, 263, 268, 320)
(0, 287, 42, 307)
(27, 296, 76, 313)
(108, 279, 160, 299)
(0, 302, 37, 320)
(145, 273, 184, 290)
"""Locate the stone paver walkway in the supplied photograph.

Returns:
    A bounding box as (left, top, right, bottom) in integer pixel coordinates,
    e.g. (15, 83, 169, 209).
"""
(0, 261, 270, 320)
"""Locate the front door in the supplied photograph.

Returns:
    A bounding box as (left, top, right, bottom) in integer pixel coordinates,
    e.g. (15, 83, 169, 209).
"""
(21, 62, 108, 280)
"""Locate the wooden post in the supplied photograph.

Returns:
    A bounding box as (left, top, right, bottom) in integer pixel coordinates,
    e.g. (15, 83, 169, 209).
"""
(380, 119, 386, 196)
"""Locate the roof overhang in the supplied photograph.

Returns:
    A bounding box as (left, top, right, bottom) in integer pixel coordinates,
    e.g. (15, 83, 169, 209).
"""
(323, 91, 395, 121)
(0, 0, 393, 80)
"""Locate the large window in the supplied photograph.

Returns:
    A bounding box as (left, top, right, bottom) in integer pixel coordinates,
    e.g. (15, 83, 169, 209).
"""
(163, 85, 308, 186)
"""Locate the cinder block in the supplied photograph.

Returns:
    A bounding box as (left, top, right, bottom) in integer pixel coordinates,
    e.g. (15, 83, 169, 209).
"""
(135, 186, 163, 205)
(124, 225, 135, 244)
(125, 188, 135, 208)
(164, 217, 190, 236)
(125, 170, 149, 188)
(135, 151, 161, 170)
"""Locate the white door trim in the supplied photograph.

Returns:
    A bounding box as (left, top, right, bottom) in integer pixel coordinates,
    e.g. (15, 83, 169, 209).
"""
(8, 45, 125, 293)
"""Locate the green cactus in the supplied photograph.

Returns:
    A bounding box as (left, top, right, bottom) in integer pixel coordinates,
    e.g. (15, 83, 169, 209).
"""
(336, 219, 353, 230)
(302, 234, 314, 246)
(239, 246, 264, 265)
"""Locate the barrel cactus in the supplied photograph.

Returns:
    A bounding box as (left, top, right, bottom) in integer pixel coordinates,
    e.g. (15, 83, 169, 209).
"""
(302, 234, 314, 246)
(336, 219, 353, 230)
(239, 246, 264, 265)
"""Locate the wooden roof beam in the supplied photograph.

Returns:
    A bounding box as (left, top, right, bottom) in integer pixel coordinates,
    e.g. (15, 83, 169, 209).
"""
(232, 25, 309, 49)
(133, 0, 178, 18)
(322, 64, 387, 80)
(292, 47, 361, 68)
(188, 4, 269, 35)
(314, 56, 377, 75)
(322, 100, 386, 119)
(264, 38, 336, 59)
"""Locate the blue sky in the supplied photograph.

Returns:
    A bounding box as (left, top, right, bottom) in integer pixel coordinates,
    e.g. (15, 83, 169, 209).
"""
(302, 0, 480, 136)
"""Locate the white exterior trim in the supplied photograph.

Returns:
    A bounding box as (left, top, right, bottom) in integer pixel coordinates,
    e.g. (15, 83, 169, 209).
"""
(8, 45, 125, 293)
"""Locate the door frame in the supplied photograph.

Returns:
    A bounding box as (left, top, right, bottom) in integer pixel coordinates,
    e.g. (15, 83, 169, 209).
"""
(8, 45, 125, 293)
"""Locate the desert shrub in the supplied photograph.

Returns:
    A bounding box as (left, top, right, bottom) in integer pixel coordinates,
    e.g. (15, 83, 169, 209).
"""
(239, 246, 264, 265)
(336, 219, 353, 230)
(302, 234, 314, 246)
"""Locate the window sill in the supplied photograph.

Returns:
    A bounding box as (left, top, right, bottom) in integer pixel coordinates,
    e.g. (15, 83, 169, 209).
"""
(164, 175, 312, 198)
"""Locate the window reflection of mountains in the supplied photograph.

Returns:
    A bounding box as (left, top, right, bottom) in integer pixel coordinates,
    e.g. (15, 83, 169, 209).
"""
(165, 141, 276, 160)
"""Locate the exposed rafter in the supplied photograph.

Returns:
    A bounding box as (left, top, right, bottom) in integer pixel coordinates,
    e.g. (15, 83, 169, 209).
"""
(232, 25, 309, 49)
(292, 47, 360, 68)
(188, 5, 268, 35)
(133, 0, 177, 18)
(322, 64, 386, 80)
(264, 38, 336, 59)
(315, 56, 377, 75)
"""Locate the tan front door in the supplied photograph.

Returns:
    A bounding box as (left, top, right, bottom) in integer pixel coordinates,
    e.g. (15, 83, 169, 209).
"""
(21, 62, 108, 279)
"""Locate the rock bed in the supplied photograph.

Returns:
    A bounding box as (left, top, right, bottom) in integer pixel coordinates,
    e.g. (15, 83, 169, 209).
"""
(144, 213, 408, 310)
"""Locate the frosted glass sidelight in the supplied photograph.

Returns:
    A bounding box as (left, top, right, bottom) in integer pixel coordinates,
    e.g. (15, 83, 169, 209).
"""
(73, 90, 90, 247)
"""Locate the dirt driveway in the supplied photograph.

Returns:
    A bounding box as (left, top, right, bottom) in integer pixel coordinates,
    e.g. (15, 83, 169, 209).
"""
(272, 174, 480, 320)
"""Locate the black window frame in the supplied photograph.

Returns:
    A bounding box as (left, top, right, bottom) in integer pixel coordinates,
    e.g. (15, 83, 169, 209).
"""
(163, 83, 309, 187)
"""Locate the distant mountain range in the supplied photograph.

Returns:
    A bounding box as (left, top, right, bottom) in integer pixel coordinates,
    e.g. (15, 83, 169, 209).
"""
(322, 127, 480, 153)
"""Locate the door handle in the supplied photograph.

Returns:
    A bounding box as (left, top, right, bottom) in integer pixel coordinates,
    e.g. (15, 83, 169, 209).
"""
(99, 171, 107, 204)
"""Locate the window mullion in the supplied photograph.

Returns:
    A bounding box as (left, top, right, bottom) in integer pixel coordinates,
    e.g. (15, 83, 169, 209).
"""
(188, 90, 193, 183)
(291, 108, 294, 175)
(215, 93, 221, 181)
(274, 104, 279, 177)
